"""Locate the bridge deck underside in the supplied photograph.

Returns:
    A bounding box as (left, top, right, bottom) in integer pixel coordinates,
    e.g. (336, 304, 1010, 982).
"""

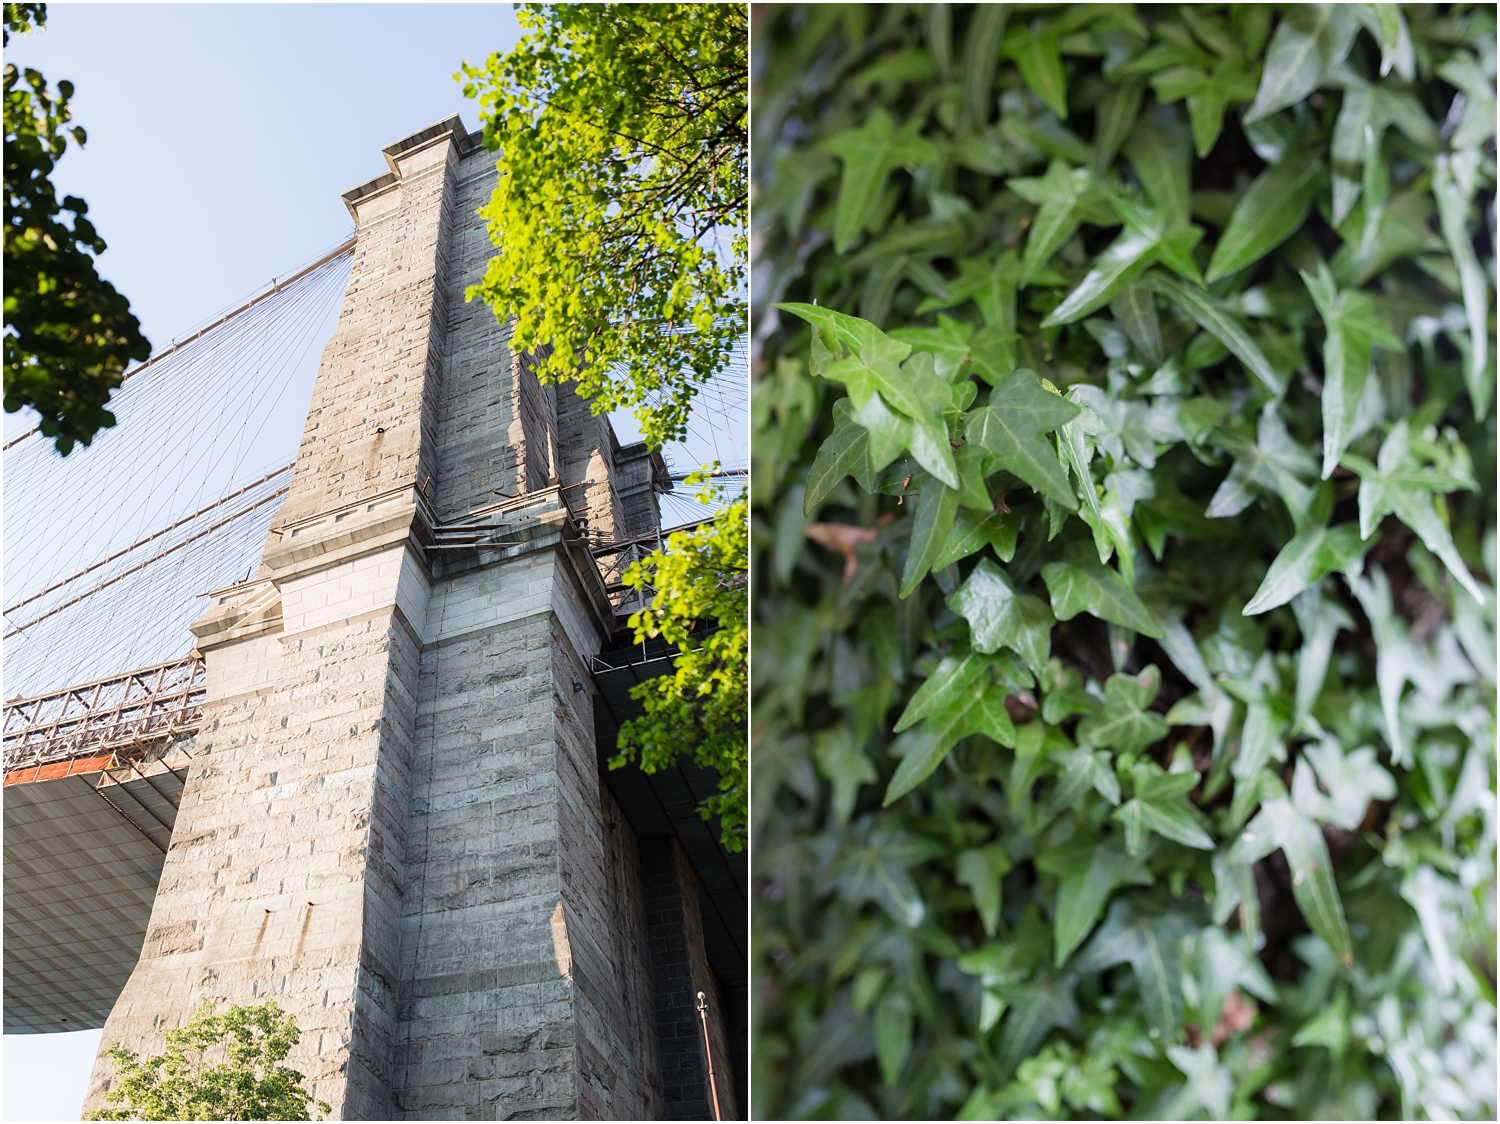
(3, 648, 745, 1041)
(3, 764, 184, 1033)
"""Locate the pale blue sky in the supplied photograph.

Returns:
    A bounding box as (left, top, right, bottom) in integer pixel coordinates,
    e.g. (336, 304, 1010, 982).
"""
(3, 4, 522, 1118)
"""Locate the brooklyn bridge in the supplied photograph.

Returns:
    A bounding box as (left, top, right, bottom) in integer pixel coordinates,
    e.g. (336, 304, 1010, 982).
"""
(4, 117, 746, 1120)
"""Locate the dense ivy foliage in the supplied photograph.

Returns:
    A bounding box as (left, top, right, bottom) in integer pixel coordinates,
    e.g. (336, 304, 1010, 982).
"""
(751, 5, 1496, 1118)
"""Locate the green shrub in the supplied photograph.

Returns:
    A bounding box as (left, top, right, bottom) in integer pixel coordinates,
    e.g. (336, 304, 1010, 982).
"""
(750, 5, 1495, 1119)
(85, 999, 328, 1121)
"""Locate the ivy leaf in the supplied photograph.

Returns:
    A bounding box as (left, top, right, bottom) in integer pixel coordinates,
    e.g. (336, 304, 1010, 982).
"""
(965, 369, 1080, 506)
(1300, 262, 1403, 477)
(1074, 897, 1198, 1038)
(1009, 160, 1093, 282)
(1093, 77, 1144, 174)
(1041, 213, 1163, 327)
(830, 825, 943, 927)
(813, 726, 878, 826)
(1205, 149, 1323, 282)
(1190, 925, 1277, 1033)
(957, 943, 1026, 1035)
(1187, 55, 1260, 158)
(1242, 521, 1370, 615)
(900, 478, 961, 597)
(957, 844, 1014, 938)
(804, 398, 874, 512)
(1345, 421, 1485, 604)
(1291, 583, 1354, 721)
(1042, 559, 1163, 637)
(821, 108, 940, 251)
(1041, 661, 1100, 724)
(895, 651, 986, 732)
(1068, 385, 1182, 469)
(876, 992, 914, 1085)
(1109, 278, 1163, 365)
(1244, 4, 1359, 124)
(1004, 28, 1069, 118)
(1432, 151, 1490, 417)
(774, 300, 910, 363)
(1036, 838, 1154, 966)
(889, 314, 977, 382)
(1205, 404, 1319, 518)
(994, 969, 1079, 1081)
(853, 390, 914, 473)
(885, 677, 1015, 804)
(1229, 796, 1353, 964)
(1124, 102, 1193, 227)
(948, 557, 1056, 675)
(1164, 1044, 1233, 1120)
(1290, 737, 1395, 832)
(1077, 665, 1169, 755)
(1047, 746, 1123, 814)
(936, 508, 1020, 569)
(1114, 762, 1215, 855)
(1148, 273, 1283, 393)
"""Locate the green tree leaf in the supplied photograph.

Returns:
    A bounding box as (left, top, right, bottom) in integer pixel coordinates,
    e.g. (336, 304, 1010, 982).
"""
(461, 4, 745, 446)
(86, 999, 329, 1121)
(4, 49, 150, 454)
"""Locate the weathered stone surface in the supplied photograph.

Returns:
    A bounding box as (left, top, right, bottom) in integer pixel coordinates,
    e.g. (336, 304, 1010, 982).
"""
(83, 119, 695, 1122)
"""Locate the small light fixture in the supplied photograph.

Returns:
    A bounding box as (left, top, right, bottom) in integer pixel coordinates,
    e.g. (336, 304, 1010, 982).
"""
(572, 682, 585, 693)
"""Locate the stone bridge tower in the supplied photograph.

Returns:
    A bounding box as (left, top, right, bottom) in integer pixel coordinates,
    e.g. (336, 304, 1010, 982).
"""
(81, 118, 744, 1121)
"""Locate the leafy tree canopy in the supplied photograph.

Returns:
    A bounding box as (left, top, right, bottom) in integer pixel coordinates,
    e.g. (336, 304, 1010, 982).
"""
(616, 476, 748, 850)
(752, 4, 1495, 1120)
(460, 2, 747, 448)
(4, 2, 149, 454)
(85, 998, 330, 1121)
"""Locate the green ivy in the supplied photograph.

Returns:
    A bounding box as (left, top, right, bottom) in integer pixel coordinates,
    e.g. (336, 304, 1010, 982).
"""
(751, 5, 1495, 1119)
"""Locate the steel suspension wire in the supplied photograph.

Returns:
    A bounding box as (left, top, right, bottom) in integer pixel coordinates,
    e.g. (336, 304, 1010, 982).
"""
(2, 236, 354, 699)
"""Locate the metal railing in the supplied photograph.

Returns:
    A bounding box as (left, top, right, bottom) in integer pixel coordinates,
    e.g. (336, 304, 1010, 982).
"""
(3, 655, 206, 774)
